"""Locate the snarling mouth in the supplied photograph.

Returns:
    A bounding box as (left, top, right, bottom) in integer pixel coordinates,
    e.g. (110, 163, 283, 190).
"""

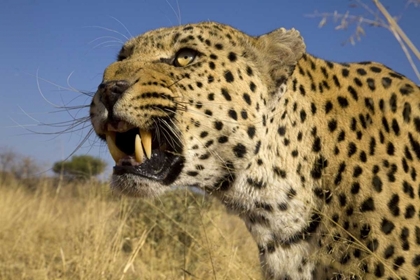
(105, 121, 184, 185)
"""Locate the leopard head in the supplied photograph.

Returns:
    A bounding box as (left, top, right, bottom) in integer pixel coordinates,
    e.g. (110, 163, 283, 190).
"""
(90, 22, 305, 198)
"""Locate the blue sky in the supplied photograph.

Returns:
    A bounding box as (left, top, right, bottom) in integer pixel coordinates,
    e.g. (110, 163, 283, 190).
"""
(1, 0, 419, 174)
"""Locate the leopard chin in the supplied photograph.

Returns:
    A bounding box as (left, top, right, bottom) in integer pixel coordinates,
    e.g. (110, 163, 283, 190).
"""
(110, 173, 169, 198)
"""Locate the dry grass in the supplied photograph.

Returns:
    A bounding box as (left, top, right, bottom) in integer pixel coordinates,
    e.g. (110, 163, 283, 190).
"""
(0, 178, 260, 280)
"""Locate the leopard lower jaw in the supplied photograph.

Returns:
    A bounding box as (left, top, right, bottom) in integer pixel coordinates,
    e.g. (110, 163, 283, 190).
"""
(113, 150, 184, 185)
(110, 173, 168, 198)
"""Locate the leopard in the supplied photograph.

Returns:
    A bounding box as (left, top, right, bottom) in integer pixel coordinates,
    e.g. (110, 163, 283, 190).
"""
(89, 22, 420, 279)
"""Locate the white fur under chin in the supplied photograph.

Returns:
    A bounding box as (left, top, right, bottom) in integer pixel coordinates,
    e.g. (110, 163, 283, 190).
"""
(110, 174, 168, 198)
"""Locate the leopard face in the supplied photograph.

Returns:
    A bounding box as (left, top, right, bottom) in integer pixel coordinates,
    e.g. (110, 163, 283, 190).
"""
(90, 22, 420, 279)
(90, 22, 304, 199)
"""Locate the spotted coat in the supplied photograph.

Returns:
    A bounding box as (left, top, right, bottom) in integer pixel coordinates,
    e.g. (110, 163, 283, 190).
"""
(90, 22, 420, 279)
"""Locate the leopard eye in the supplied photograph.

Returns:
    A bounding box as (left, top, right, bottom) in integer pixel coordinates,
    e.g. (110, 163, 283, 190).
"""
(173, 48, 197, 67)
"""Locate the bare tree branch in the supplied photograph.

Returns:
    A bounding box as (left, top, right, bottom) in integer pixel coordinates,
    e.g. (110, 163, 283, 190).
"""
(373, 0, 420, 60)
(306, 0, 419, 81)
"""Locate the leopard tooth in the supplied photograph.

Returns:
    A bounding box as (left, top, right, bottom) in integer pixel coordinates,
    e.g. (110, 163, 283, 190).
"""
(106, 132, 126, 164)
(134, 134, 144, 163)
(140, 129, 152, 159)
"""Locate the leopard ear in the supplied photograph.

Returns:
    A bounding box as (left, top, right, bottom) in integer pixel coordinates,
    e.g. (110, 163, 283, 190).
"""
(254, 28, 306, 87)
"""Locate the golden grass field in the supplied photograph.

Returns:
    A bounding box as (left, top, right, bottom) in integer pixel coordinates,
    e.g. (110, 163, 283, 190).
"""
(0, 177, 260, 280)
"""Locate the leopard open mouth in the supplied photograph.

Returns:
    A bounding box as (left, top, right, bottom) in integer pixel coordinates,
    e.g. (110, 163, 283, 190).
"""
(105, 120, 184, 185)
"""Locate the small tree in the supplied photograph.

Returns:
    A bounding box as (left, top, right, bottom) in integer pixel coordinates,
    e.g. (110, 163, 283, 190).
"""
(53, 155, 107, 181)
(0, 147, 17, 184)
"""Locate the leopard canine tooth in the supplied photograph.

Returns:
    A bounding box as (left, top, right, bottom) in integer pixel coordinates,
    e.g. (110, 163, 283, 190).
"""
(105, 132, 126, 164)
(134, 134, 144, 163)
(140, 129, 152, 159)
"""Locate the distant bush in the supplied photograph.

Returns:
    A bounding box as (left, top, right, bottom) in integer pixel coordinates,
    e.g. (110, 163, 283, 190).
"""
(52, 155, 107, 181)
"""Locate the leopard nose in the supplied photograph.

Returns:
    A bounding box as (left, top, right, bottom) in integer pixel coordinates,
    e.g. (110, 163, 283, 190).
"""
(98, 80, 130, 113)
